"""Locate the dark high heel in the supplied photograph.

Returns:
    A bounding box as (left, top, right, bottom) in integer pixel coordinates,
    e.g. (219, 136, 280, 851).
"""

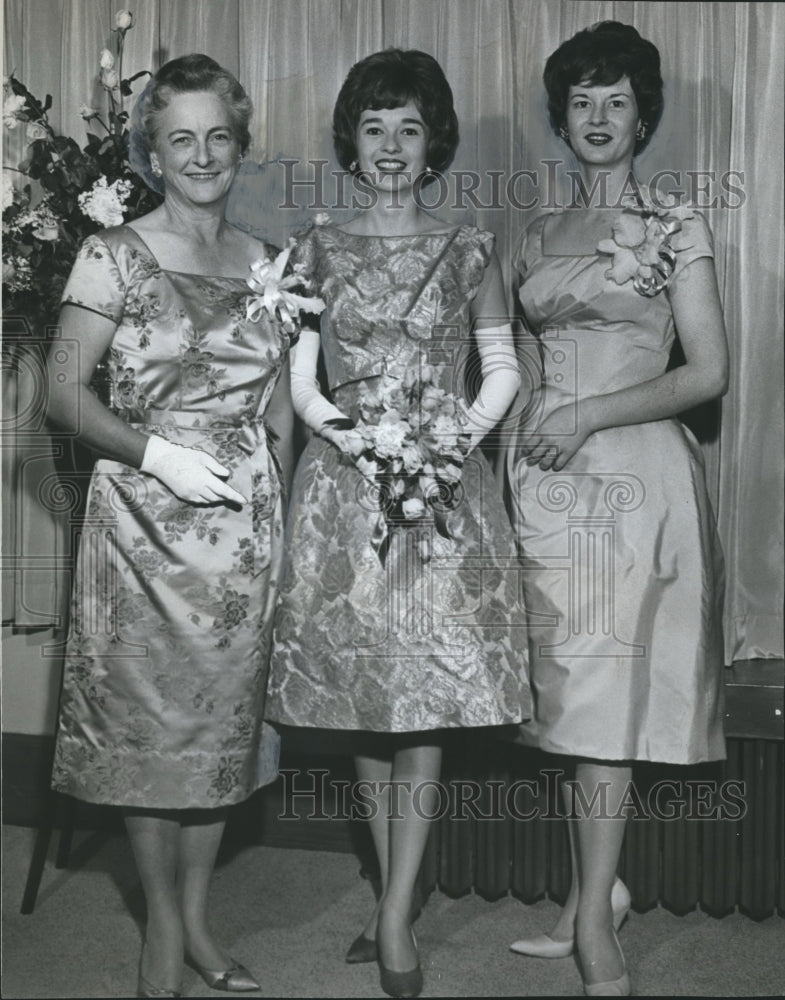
(345, 932, 378, 964)
(377, 927, 422, 998)
(189, 958, 260, 992)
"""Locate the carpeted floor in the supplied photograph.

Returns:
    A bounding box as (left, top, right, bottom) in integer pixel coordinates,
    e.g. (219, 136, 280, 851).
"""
(2, 824, 784, 998)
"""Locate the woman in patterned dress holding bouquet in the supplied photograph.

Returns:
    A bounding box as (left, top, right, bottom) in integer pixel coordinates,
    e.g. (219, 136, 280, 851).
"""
(48, 55, 291, 997)
(266, 49, 530, 998)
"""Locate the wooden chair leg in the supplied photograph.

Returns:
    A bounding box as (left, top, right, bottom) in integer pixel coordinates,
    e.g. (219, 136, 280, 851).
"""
(20, 791, 76, 914)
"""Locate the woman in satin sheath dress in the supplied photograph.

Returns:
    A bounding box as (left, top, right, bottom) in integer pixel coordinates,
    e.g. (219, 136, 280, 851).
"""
(505, 22, 728, 996)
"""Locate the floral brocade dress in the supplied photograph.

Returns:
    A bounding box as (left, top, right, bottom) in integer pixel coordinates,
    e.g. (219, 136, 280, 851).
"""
(51, 226, 283, 808)
(507, 209, 725, 764)
(265, 224, 531, 732)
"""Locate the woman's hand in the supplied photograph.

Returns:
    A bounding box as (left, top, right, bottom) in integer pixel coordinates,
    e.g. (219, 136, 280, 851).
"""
(141, 434, 248, 505)
(517, 401, 594, 471)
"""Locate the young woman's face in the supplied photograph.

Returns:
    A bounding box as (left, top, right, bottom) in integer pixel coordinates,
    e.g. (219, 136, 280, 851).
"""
(151, 91, 241, 206)
(565, 75, 639, 169)
(354, 102, 429, 192)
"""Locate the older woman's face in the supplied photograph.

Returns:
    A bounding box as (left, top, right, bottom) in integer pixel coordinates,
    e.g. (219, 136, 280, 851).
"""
(565, 75, 639, 168)
(151, 91, 241, 206)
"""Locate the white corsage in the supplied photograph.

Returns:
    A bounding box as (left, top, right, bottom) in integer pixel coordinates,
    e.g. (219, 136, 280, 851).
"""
(597, 193, 694, 297)
(246, 239, 325, 335)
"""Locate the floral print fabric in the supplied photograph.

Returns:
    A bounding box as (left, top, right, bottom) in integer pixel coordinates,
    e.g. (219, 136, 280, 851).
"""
(266, 225, 531, 732)
(51, 227, 284, 807)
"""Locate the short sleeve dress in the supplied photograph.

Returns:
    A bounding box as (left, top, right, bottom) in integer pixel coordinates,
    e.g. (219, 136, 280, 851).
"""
(507, 209, 726, 764)
(265, 224, 531, 732)
(51, 226, 284, 808)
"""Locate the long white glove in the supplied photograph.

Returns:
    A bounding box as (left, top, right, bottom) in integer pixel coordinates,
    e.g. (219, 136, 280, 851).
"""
(290, 329, 358, 450)
(140, 433, 247, 505)
(461, 325, 521, 451)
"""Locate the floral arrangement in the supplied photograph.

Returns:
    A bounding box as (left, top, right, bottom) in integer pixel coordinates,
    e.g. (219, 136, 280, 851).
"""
(332, 365, 473, 564)
(245, 239, 326, 336)
(2, 10, 160, 338)
(597, 192, 694, 297)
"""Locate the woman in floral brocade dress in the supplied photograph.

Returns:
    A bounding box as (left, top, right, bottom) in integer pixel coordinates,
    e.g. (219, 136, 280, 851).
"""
(504, 23, 728, 996)
(48, 56, 290, 997)
(266, 49, 530, 999)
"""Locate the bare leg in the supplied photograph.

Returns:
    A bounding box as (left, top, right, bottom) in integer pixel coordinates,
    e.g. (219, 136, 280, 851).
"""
(354, 737, 394, 940)
(178, 808, 232, 971)
(124, 810, 184, 992)
(572, 761, 631, 986)
(377, 738, 442, 972)
(548, 781, 580, 941)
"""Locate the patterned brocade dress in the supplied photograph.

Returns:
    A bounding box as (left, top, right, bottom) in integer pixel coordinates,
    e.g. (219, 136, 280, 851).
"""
(266, 224, 531, 733)
(507, 210, 725, 764)
(52, 227, 283, 808)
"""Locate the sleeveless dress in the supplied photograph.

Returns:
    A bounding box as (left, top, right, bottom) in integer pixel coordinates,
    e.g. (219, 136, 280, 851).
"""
(507, 210, 726, 764)
(265, 224, 531, 732)
(51, 227, 283, 808)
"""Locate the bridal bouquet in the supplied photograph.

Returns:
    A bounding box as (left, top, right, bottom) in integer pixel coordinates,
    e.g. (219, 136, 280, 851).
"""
(332, 364, 473, 564)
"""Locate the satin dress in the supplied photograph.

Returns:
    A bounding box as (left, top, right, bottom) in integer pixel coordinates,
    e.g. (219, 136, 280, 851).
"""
(51, 227, 283, 808)
(266, 224, 531, 732)
(507, 210, 725, 764)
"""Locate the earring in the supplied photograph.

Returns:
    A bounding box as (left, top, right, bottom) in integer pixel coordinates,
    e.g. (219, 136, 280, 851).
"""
(349, 160, 358, 172)
(559, 125, 569, 142)
(636, 121, 647, 141)
(151, 159, 162, 177)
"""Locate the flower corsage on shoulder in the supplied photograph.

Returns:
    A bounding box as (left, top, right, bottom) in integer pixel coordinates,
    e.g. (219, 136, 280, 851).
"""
(246, 238, 325, 337)
(597, 192, 694, 297)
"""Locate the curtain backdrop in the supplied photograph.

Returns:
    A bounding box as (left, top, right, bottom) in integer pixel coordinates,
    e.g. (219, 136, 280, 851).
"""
(3, 0, 783, 662)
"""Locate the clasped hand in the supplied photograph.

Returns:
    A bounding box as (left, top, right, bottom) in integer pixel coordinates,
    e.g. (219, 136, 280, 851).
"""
(140, 433, 247, 506)
(517, 402, 593, 471)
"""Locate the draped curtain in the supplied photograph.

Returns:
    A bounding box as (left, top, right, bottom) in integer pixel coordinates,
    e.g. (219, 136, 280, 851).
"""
(3, 0, 783, 662)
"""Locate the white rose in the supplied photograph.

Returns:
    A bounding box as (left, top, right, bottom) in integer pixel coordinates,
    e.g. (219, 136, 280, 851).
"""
(101, 69, 120, 90)
(99, 48, 115, 70)
(3, 92, 26, 128)
(2, 171, 16, 211)
(26, 121, 48, 142)
(3, 260, 16, 282)
(373, 416, 411, 460)
(78, 176, 133, 228)
(115, 9, 133, 29)
(402, 497, 426, 520)
(79, 104, 98, 120)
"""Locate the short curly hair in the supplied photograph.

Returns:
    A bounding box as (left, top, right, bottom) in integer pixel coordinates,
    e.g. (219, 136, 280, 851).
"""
(543, 21, 663, 154)
(332, 48, 459, 180)
(128, 54, 252, 193)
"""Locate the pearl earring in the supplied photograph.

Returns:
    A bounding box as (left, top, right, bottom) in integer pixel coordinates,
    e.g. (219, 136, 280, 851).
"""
(636, 121, 647, 141)
(349, 160, 358, 172)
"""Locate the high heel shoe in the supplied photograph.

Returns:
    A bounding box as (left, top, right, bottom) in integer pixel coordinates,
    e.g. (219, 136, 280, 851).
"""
(189, 958, 260, 992)
(509, 877, 630, 958)
(137, 973, 182, 998)
(377, 927, 423, 998)
(581, 928, 630, 996)
(345, 932, 378, 964)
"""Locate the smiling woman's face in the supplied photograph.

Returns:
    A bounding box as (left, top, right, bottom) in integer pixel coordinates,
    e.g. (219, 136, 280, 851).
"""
(151, 90, 240, 206)
(565, 75, 639, 168)
(354, 101, 429, 191)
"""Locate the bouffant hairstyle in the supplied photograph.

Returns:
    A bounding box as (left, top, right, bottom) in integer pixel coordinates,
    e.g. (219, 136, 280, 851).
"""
(544, 21, 663, 153)
(128, 54, 252, 194)
(332, 48, 459, 179)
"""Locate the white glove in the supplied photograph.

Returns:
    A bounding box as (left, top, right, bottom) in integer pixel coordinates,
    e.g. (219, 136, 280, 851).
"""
(140, 434, 247, 505)
(290, 329, 356, 451)
(462, 325, 521, 450)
